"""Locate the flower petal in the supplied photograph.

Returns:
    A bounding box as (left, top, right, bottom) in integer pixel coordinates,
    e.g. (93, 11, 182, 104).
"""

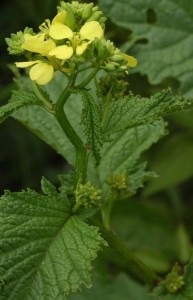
(15, 60, 40, 68)
(80, 21, 103, 41)
(49, 45, 73, 59)
(22, 34, 55, 55)
(52, 11, 67, 24)
(29, 62, 54, 85)
(49, 23, 73, 40)
(121, 53, 137, 68)
(76, 42, 89, 55)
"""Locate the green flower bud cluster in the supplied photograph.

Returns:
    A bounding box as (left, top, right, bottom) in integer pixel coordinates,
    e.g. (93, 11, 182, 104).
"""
(5, 27, 34, 55)
(58, 1, 106, 30)
(163, 263, 185, 294)
(94, 39, 135, 73)
(97, 75, 129, 99)
(75, 181, 102, 209)
(107, 173, 128, 191)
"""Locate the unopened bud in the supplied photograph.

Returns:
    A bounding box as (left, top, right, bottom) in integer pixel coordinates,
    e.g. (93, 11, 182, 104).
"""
(82, 3, 94, 20)
(162, 263, 185, 294)
(65, 7, 76, 30)
(87, 11, 103, 22)
(111, 54, 124, 62)
(6, 27, 34, 55)
(105, 63, 116, 71)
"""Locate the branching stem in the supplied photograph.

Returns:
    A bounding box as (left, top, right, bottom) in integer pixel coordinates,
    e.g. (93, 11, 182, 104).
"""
(54, 74, 88, 185)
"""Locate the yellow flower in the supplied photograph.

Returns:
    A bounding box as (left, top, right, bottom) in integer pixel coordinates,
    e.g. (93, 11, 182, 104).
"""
(21, 34, 55, 55)
(15, 60, 54, 85)
(38, 11, 67, 39)
(121, 53, 137, 68)
(48, 20, 104, 58)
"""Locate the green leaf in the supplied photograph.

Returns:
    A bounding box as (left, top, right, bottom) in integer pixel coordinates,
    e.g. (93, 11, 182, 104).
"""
(90, 120, 166, 193)
(13, 104, 76, 165)
(0, 190, 104, 299)
(144, 133, 193, 196)
(81, 90, 103, 165)
(105, 89, 191, 135)
(99, 0, 193, 96)
(0, 88, 40, 124)
(41, 176, 58, 196)
(12, 74, 85, 166)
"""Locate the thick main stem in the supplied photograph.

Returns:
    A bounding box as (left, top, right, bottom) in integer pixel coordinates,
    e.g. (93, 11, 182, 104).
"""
(100, 225, 160, 285)
(54, 75, 88, 185)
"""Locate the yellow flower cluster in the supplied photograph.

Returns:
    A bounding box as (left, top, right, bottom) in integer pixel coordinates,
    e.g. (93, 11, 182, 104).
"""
(16, 11, 104, 85)
(11, 2, 137, 86)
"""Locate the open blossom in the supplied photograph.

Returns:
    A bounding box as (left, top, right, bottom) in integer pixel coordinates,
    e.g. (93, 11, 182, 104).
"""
(12, 5, 137, 85)
(15, 13, 104, 85)
(48, 19, 103, 58)
(15, 60, 54, 85)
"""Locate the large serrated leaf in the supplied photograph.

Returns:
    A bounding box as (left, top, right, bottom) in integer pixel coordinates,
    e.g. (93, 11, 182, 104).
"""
(105, 89, 191, 134)
(88, 120, 166, 193)
(12, 74, 84, 166)
(81, 91, 102, 165)
(0, 190, 104, 299)
(0, 88, 40, 124)
(99, 0, 193, 96)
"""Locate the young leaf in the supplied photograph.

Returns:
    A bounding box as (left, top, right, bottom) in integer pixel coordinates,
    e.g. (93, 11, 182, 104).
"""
(88, 120, 166, 193)
(99, 0, 193, 96)
(0, 189, 104, 299)
(41, 176, 58, 196)
(105, 89, 191, 135)
(81, 90, 103, 165)
(0, 88, 40, 124)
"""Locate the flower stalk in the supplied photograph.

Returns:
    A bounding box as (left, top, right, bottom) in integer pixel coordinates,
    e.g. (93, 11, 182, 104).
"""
(54, 74, 88, 186)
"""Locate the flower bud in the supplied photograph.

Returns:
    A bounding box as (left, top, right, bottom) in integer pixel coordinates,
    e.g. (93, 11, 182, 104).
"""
(111, 54, 124, 62)
(82, 3, 94, 20)
(97, 42, 109, 59)
(65, 7, 76, 30)
(104, 63, 116, 71)
(75, 181, 102, 209)
(87, 11, 103, 22)
(162, 263, 185, 294)
(5, 27, 34, 55)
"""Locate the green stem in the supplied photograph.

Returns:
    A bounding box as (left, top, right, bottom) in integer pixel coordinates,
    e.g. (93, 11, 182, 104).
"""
(102, 196, 115, 230)
(31, 81, 53, 111)
(76, 67, 99, 89)
(54, 74, 88, 185)
(99, 225, 160, 285)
